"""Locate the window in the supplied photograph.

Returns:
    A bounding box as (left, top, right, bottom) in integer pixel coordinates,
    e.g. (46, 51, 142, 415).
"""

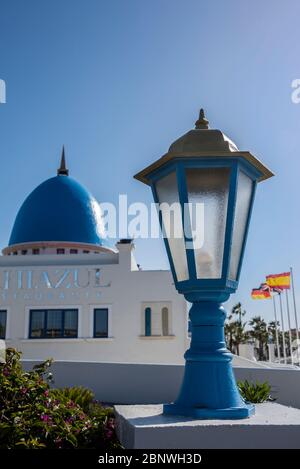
(21, 250, 27, 255)
(94, 309, 108, 338)
(29, 309, 78, 338)
(70, 249, 78, 254)
(162, 307, 169, 336)
(83, 250, 89, 254)
(32, 249, 40, 255)
(145, 307, 151, 336)
(30, 310, 45, 338)
(64, 310, 78, 337)
(0, 310, 7, 339)
(57, 248, 65, 255)
(13, 251, 18, 256)
(142, 303, 172, 337)
(46, 310, 62, 337)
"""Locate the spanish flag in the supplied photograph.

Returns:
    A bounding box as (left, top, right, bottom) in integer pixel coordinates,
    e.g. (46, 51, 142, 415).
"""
(251, 284, 271, 300)
(266, 272, 290, 290)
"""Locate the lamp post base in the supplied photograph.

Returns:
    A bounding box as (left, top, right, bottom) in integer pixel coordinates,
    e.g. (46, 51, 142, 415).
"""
(164, 300, 255, 420)
(163, 403, 255, 420)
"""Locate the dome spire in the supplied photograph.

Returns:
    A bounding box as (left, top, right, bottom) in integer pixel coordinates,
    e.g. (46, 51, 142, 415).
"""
(57, 146, 69, 176)
(195, 108, 209, 129)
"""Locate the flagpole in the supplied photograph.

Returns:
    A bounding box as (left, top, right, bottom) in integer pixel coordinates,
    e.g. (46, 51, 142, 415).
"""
(285, 289, 294, 365)
(290, 267, 300, 365)
(272, 294, 281, 361)
(279, 292, 287, 364)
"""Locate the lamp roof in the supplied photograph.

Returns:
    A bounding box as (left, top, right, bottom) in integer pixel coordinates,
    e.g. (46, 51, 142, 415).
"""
(134, 109, 274, 184)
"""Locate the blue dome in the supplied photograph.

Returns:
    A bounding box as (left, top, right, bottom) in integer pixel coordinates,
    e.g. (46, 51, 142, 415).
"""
(9, 175, 110, 247)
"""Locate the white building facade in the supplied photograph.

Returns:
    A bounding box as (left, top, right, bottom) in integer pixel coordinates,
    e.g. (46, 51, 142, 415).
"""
(0, 154, 188, 364)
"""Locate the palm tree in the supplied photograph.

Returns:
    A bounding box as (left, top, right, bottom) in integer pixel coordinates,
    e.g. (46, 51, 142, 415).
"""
(268, 320, 280, 342)
(268, 320, 280, 357)
(225, 303, 247, 355)
(232, 302, 245, 324)
(232, 321, 247, 356)
(248, 316, 268, 360)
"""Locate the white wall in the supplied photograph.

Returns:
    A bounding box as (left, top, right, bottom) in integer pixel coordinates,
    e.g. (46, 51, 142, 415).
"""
(21, 360, 300, 409)
(0, 244, 188, 364)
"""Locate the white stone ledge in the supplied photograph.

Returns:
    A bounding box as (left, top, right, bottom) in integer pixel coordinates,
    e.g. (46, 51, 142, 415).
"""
(139, 335, 176, 340)
(18, 337, 114, 343)
(115, 403, 300, 449)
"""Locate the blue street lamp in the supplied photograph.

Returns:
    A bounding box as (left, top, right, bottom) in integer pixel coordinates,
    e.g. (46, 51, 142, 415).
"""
(135, 109, 273, 419)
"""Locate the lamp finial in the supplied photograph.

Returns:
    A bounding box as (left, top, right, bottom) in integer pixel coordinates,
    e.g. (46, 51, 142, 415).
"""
(195, 108, 209, 129)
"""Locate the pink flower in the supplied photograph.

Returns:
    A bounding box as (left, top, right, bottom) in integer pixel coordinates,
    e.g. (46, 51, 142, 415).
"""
(44, 390, 49, 397)
(40, 413, 52, 423)
(2, 368, 9, 376)
(106, 417, 115, 428)
(21, 387, 28, 394)
(54, 437, 63, 448)
(105, 429, 113, 439)
(67, 400, 76, 408)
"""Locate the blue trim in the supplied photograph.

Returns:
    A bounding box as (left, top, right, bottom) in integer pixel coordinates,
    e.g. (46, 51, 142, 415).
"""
(222, 162, 238, 280)
(145, 307, 151, 336)
(147, 156, 262, 181)
(149, 158, 235, 183)
(149, 161, 179, 183)
(235, 177, 257, 281)
(237, 159, 262, 181)
(151, 181, 178, 284)
(164, 403, 255, 419)
(93, 308, 109, 338)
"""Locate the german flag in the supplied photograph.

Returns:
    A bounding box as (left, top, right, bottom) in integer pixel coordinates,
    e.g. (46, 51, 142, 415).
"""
(266, 272, 290, 290)
(251, 284, 271, 300)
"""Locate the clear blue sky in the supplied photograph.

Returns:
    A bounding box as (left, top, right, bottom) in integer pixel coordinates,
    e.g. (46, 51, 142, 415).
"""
(0, 0, 299, 325)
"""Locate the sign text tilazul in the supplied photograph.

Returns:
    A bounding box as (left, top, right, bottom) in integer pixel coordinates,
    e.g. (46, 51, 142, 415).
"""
(0, 268, 110, 290)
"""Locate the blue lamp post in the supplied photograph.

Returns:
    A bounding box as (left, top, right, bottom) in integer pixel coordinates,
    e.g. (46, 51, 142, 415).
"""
(134, 109, 273, 419)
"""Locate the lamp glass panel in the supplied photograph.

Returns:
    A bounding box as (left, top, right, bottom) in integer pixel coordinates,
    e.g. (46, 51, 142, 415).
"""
(155, 171, 189, 282)
(229, 170, 253, 280)
(186, 167, 230, 279)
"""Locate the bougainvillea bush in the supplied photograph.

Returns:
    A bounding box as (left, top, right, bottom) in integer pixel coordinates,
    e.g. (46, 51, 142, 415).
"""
(0, 348, 120, 449)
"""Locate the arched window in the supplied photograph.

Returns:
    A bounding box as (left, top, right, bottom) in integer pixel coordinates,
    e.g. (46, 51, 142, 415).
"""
(145, 307, 151, 336)
(162, 307, 169, 336)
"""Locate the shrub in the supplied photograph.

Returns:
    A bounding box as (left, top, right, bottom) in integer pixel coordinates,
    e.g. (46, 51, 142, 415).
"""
(50, 386, 94, 413)
(0, 348, 120, 449)
(237, 379, 274, 403)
